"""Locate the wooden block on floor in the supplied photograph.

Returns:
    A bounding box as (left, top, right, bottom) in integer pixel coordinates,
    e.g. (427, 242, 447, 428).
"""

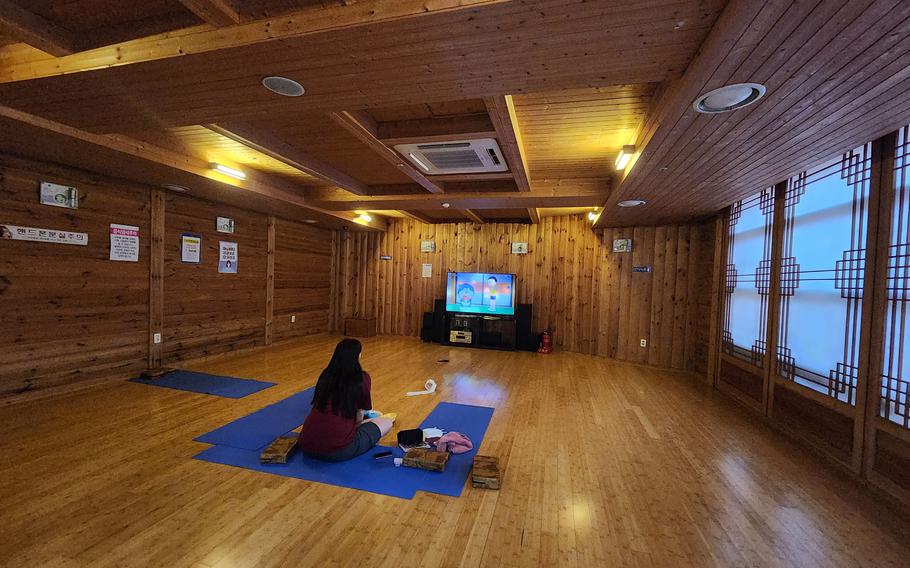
(402, 448, 449, 472)
(260, 436, 297, 464)
(472, 455, 501, 489)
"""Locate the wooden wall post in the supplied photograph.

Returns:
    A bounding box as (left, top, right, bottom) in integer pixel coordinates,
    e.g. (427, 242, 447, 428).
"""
(148, 189, 165, 369)
(707, 212, 727, 386)
(265, 215, 276, 345)
(762, 181, 789, 417)
(859, 131, 898, 475)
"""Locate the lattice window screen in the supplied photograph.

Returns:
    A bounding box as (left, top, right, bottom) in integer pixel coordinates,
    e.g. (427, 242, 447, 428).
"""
(776, 143, 872, 405)
(723, 188, 774, 367)
(882, 125, 910, 428)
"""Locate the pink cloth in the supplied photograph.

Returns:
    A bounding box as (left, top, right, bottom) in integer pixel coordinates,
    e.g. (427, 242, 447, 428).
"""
(434, 431, 473, 454)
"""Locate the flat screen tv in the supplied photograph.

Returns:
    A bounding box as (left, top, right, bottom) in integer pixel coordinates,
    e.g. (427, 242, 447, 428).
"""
(445, 272, 515, 316)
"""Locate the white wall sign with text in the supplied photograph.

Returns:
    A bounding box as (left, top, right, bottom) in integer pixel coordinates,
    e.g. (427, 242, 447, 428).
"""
(219, 241, 238, 274)
(0, 223, 87, 246)
(109, 224, 139, 262)
(181, 233, 201, 263)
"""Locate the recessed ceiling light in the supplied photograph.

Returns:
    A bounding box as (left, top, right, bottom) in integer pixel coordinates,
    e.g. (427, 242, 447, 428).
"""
(693, 83, 766, 114)
(442, 202, 451, 208)
(615, 144, 635, 170)
(303, 219, 317, 224)
(262, 76, 305, 97)
(210, 163, 246, 180)
(618, 200, 646, 208)
(162, 183, 189, 193)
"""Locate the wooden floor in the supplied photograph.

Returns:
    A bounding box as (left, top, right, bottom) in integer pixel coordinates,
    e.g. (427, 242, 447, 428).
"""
(1, 335, 908, 567)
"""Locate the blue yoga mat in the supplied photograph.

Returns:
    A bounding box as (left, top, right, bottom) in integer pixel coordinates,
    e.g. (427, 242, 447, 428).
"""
(194, 387, 315, 450)
(129, 370, 276, 399)
(193, 401, 494, 499)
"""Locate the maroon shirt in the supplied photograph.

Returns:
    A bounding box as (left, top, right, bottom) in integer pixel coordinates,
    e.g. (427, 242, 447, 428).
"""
(298, 372, 372, 454)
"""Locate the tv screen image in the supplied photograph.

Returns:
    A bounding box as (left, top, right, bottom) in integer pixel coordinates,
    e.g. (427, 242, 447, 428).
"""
(445, 272, 515, 316)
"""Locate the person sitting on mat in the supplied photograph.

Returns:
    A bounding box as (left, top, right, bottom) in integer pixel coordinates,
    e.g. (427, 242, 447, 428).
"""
(297, 338, 394, 462)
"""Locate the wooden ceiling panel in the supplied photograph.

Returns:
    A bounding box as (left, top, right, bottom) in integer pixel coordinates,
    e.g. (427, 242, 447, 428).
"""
(249, 112, 414, 186)
(0, 1, 723, 132)
(129, 125, 330, 189)
(368, 99, 489, 123)
(2, 0, 200, 49)
(597, 0, 910, 227)
(513, 84, 655, 180)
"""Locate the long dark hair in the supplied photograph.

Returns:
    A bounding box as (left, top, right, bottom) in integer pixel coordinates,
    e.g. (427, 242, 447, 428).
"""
(312, 339, 364, 419)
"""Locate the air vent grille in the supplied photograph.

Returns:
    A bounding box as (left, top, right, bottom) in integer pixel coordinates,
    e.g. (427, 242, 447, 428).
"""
(393, 138, 508, 175)
(422, 149, 485, 169)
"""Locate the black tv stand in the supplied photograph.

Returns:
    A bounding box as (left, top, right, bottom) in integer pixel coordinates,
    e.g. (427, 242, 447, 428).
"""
(443, 312, 517, 351)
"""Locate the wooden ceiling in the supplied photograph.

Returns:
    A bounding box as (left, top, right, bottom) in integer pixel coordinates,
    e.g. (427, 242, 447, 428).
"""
(0, 0, 907, 231)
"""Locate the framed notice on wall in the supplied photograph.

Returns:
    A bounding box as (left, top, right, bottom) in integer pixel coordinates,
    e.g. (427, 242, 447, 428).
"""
(181, 233, 201, 263)
(109, 224, 139, 262)
(219, 241, 238, 273)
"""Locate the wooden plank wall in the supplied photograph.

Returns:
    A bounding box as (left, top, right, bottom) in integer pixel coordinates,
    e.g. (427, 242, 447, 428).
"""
(273, 218, 335, 342)
(0, 157, 336, 402)
(162, 194, 269, 363)
(333, 215, 717, 372)
(0, 158, 150, 399)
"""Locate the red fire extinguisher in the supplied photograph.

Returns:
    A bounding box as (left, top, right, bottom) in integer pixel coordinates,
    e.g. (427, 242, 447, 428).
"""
(538, 330, 553, 354)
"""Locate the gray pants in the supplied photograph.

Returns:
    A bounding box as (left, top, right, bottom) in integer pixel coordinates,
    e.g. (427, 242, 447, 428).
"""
(304, 421, 382, 462)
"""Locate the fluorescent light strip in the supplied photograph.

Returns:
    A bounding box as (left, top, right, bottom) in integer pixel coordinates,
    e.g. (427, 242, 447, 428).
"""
(408, 153, 431, 172)
(614, 145, 635, 171)
(210, 163, 246, 180)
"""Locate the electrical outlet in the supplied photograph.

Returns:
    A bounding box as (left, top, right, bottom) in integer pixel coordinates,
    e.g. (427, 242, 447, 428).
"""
(291, 315, 296, 323)
(640, 338, 647, 348)
(153, 333, 162, 344)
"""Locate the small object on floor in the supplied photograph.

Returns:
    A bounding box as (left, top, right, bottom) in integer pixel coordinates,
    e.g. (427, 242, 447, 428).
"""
(259, 436, 297, 464)
(373, 450, 393, 459)
(398, 427, 429, 452)
(402, 448, 450, 472)
(423, 427, 445, 439)
(472, 455, 501, 489)
(393, 457, 403, 467)
(406, 378, 437, 396)
(364, 410, 381, 419)
(380, 412, 397, 422)
(434, 431, 473, 454)
(437, 359, 449, 363)
(139, 367, 175, 378)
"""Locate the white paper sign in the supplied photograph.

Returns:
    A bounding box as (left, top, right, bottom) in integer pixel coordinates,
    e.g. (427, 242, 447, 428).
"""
(421, 263, 432, 278)
(109, 224, 139, 262)
(219, 241, 238, 273)
(181, 233, 201, 263)
(216, 217, 234, 233)
(420, 240, 435, 253)
(0, 223, 87, 246)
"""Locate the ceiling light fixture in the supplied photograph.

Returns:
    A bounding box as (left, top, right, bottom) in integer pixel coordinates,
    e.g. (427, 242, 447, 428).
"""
(693, 83, 766, 114)
(303, 219, 317, 224)
(210, 163, 246, 180)
(618, 199, 646, 208)
(587, 210, 598, 222)
(262, 76, 305, 97)
(162, 183, 189, 193)
(409, 153, 431, 172)
(442, 202, 451, 208)
(357, 213, 373, 223)
(615, 145, 635, 170)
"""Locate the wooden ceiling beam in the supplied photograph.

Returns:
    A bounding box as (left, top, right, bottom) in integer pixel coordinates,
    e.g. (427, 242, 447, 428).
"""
(377, 114, 498, 146)
(429, 172, 514, 182)
(400, 210, 435, 224)
(177, 0, 243, 27)
(0, 104, 386, 231)
(0, 0, 506, 84)
(0, 0, 79, 57)
(310, 179, 610, 211)
(330, 110, 445, 194)
(462, 209, 485, 224)
(204, 123, 370, 195)
(485, 94, 540, 224)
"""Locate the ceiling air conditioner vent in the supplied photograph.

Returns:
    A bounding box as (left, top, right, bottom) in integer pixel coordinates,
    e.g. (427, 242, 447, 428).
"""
(394, 138, 509, 175)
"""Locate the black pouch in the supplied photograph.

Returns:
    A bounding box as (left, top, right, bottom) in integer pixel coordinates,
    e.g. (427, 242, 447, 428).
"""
(397, 428, 424, 446)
